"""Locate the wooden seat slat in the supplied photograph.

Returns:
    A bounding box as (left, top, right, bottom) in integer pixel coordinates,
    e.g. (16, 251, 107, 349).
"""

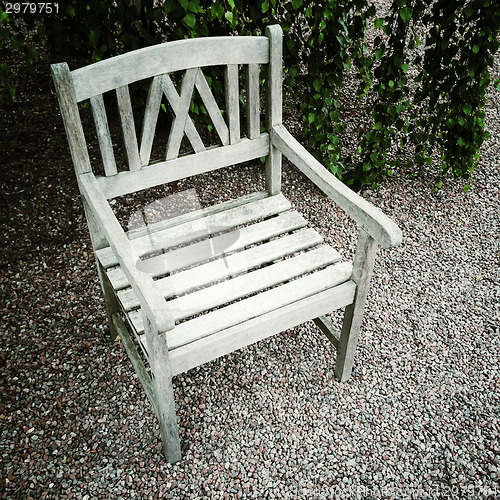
(171, 261, 353, 345)
(131, 210, 308, 276)
(126, 191, 269, 241)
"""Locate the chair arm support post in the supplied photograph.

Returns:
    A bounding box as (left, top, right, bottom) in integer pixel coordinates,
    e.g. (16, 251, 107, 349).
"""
(77, 172, 175, 334)
(271, 125, 402, 249)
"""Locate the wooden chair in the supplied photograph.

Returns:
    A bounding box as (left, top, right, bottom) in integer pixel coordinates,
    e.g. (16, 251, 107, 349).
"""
(51, 25, 401, 463)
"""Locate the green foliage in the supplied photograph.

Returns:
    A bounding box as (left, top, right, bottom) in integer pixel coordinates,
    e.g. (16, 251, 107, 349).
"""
(2, 0, 498, 191)
(356, 0, 500, 190)
(0, 7, 38, 103)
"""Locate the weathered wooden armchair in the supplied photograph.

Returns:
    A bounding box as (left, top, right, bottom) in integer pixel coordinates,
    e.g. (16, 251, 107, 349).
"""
(52, 25, 401, 463)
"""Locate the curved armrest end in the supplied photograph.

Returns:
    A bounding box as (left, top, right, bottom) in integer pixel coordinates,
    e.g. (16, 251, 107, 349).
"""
(271, 125, 402, 249)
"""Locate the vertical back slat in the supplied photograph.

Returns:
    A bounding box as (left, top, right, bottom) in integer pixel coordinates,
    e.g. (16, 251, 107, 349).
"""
(246, 63, 260, 140)
(116, 85, 141, 171)
(140, 76, 163, 167)
(265, 25, 283, 195)
(90, 94, 118, 176)
(165, 68, 199, 161)
(162, 73, 205, 156)
(50, 63, 92, 175)
(195, 69, 230, 146)
(225, 64, 240, 144)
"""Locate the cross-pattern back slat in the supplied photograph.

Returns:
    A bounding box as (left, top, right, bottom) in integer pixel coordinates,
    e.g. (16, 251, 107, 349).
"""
(162, 73, 205, 158)
(165, 68, 200, 161)
(90, 94, 118, 176)
(116, 85, 141, 171)
(195, 69, 230, 146)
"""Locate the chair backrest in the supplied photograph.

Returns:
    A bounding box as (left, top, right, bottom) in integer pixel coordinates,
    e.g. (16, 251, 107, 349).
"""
(51, 26, 283, 200)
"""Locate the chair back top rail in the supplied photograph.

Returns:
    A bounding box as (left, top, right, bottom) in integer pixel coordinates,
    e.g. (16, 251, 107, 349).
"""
(71, 37, 270, 102)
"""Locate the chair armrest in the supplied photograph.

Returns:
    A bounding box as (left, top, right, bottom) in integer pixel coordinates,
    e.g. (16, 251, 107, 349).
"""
(78, 172, 175, 333)
(271, 125, 402, 249)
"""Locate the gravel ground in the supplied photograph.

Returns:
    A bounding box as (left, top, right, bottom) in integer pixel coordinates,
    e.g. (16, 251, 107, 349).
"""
(1, 26, 499, 500)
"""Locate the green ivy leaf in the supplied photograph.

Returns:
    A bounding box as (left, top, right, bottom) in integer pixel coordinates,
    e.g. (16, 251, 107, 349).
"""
(210, 3, 224, 19)
(400, 7, 413, 23)
(183, 14, 196, 28)
(89, 30, 99, 46)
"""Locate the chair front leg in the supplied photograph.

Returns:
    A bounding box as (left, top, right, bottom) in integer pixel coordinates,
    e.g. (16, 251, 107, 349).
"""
(144, 313, 182, 463)
(335, 229, 378, 382)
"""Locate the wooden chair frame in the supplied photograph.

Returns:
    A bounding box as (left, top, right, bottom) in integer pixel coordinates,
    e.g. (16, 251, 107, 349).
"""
(52, 25, 401, 463)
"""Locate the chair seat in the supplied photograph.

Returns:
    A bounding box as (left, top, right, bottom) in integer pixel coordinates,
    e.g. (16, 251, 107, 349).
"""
(96, 192, 355, 374)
